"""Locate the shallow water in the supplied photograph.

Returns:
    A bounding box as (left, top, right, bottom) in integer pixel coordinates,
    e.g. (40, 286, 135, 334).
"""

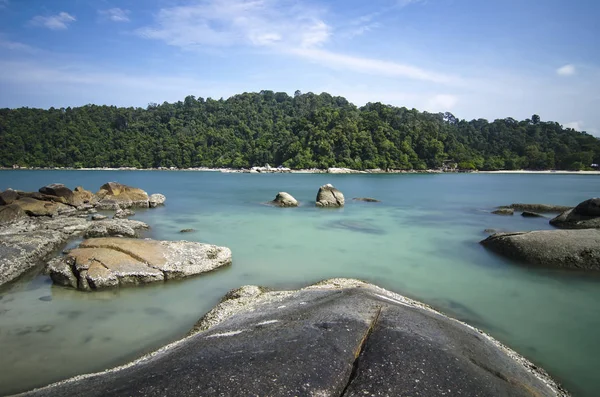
(0, 171, 599, 396)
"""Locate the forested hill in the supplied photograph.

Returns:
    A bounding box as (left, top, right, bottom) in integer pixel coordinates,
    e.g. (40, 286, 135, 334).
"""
(1, 91, 598, 171)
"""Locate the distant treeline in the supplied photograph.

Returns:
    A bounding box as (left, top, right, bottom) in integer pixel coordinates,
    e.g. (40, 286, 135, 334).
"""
(1, 90, 598, 170)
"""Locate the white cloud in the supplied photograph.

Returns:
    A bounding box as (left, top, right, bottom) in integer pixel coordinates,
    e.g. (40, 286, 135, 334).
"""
(0, 36, 39, 53)
(99, 8, 130, 23)
(556, 64, 575, 76)
(30, 12, 76, 30)
(426, 94, 458, 111)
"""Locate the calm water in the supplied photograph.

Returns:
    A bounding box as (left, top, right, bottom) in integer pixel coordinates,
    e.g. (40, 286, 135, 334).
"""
(0, 171, 599, 396)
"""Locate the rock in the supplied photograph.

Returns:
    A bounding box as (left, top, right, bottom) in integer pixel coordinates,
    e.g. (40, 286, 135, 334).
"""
(84, 219, 148, 238)
(352, 197, 381, 202)
(550, 198, 600, 229)
(481, 229, 600, 270)
(87, 208, 98, 214)
(95, 182, 150, 209)
(113, 208, 135, 219)
(48, 237, 232, 290)
(149, 193, 166, 208)
(91, 214, 107, 221)
(521, 211, 544, 218)
(316, 184, 345, 207)
(38, 184, 74, 203)
(72, 186, 94, 206)
(483, 228, 504, 235)
(12, 197, 70, 217)
(507, 204, 573, 213)
(16, 191, 69, 204)
(22, 279, 567, 396)
(0, 204, 27, 224)
(492, 208, 514, 215)
(0, 189, 19, 205)
(180, 228, 196, 233)
(270, 192, 298, 207)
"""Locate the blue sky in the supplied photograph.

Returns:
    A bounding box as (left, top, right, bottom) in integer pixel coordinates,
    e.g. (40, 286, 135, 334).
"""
(0, 0, 598, 135)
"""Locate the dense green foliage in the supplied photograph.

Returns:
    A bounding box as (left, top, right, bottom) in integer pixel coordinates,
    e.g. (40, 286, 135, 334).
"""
(1, 91, 598, 170)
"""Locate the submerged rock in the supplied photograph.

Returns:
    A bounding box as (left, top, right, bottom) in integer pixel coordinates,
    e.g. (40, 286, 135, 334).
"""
(316, 183, 345, 207)
(180, 228, 196, 233)
(550, 198, 600, 229)
(270, 192, 298, 207)
(352, 197, 381, 202)
(48, 237, 232, 290)
(95, 182, 150, 209)
(492, 208, 514, 215)
(22, 279, 567, 396)
(507, 203, 572, 213)
(149, 193, 166, 208)
(521, 211, 544, 218)
(481, 229, 600, 271)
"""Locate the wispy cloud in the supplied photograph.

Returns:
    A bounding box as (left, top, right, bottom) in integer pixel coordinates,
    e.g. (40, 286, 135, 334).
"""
(0, 0, 9, 9)
(426, 94, 458, 111)
(0, 37, 39, 53)
(557, 64, 576, 76)
(99, 8, 130, 23)
(564, 121, 582, 130)
(30, 12, 76, 30)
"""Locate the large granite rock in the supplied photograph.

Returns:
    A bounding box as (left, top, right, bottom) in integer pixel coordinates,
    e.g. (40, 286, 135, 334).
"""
(84, 219, 148, 238)
(21, 279, 566, 396)
(0, 189, 19, 205)
(316, 183, 345, 207)
(72, 186, 94, 206)
(95, 182, 150, 209)
(149, 193, 166, 208)
(481, 229, 600, 270)
(271, 192, 298, 207)
(550, 198, 600, 229)
(0, 203, 27, 224)
(12, 197, 71, 217)
(38, 183, 74, 203)
(48, 237, 232, 291)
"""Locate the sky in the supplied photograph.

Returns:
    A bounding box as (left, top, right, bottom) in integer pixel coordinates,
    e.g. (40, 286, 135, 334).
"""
(0, 0, 599, 135)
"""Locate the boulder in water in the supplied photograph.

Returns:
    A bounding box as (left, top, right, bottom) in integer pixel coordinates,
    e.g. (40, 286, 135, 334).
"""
(48, 237, 232, 290)
(521, 211, 544, 218)
(271, 192, 298, 207)
(316, 184, 345, 207)
(149, 193, 166, 208)
(352, 197, 381, 203)
(481, 229, 600, 271)
(22, 279, 567, 396)
(492, 208, 514, 215)
(550, 198, 600, 229)
(95, 182, 150, 209)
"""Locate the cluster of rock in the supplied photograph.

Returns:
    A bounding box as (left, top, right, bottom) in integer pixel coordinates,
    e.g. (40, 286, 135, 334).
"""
(483, 198, 600, 271)
(269, 183, 350, 208)
(21, 279, 567, 397)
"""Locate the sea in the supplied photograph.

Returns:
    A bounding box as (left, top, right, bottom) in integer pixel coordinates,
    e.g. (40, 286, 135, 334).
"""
(0, 170, 598, 396)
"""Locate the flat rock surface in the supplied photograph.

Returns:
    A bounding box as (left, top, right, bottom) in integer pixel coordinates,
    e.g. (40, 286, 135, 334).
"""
(21, 279, 566, 396)
(48, 237, 232, 290)
(506, 204, 572, 213)
(481, 229, 600, 270)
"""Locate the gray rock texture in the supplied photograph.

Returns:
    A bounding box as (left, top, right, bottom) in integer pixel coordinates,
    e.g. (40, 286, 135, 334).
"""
(481, 229, 600, 270)
(316, 183, 345, 207)
(20, 279, 567, 396)
(550, 198, 600, 229)
(0, 203, 27, 224)
(48, 237, 232, 291)
(84, 219, 148, 238)
(271, 192, 298, 207)
(113, 208, 135, 219)
(148, 193, 166, 208)
(505, 204, 573, 213)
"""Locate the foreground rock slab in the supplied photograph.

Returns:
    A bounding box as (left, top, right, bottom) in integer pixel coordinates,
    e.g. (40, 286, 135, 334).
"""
(22, 279, 566, 396)
(550, 198, 600, 229)
(48, 237, 232, 290)
(316, 183, 345, 207)
(481, 229, 600, 271)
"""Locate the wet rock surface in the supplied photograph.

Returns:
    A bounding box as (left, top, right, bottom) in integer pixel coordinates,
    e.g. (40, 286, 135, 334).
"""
(492, 208, 514, 216)
(481, 229, 600, 270)
(316, 183, 345, 207)
(270, 192, 298, 207)
(21, 279, 567, 397)
(505, 204, 573, 213)
(48, 237, 232, 291)
(550, 198, 600, 229)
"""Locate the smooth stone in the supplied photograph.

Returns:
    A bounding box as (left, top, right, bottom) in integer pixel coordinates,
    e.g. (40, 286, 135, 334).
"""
(271, 192, 298, 207)
(316, 183, 345, 207)
(550, 198, 600, 229)
(48, 237, 232, 291)
(21, 279, 566, 397)
(481, 229, 600, 271)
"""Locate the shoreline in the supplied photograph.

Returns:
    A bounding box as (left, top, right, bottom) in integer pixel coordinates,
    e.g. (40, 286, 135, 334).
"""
(1, 166, 600, 175)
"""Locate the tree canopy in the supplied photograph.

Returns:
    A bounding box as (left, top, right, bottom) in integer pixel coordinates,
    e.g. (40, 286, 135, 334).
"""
(1, 91, 598, 170)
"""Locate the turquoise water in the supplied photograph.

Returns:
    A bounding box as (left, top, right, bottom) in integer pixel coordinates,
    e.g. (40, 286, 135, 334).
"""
(0, 171, 599, 396)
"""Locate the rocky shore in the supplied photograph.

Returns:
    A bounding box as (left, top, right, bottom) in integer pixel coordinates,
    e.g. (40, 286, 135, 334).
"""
(18, 279, 568, 397)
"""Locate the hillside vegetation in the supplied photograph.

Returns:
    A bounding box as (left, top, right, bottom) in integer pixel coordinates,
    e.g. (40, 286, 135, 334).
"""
(1, 91, 598, 170)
